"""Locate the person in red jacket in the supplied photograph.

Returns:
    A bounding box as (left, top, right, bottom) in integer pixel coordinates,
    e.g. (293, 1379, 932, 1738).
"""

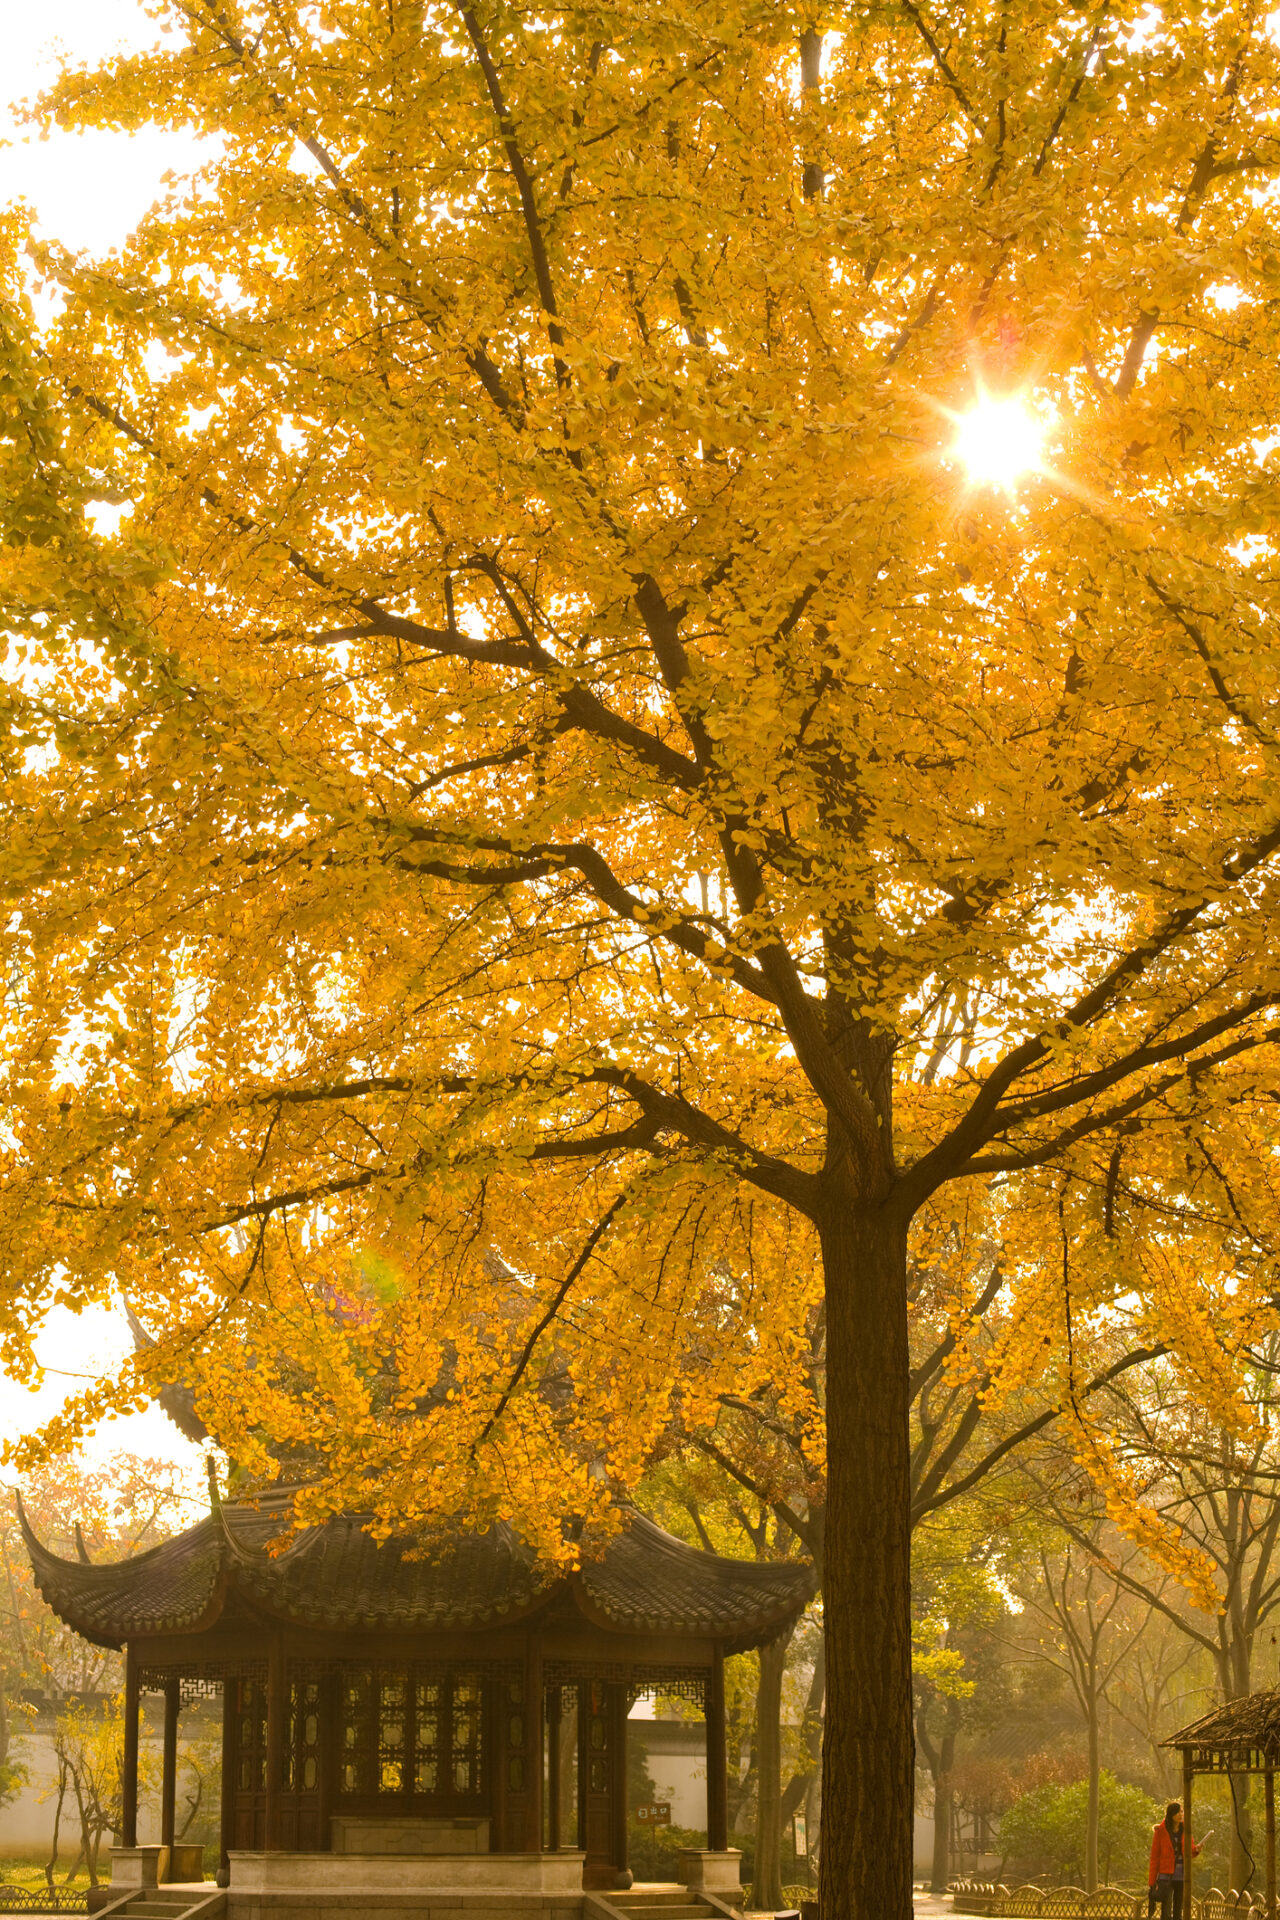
(1148, 1801, 1209, 1920)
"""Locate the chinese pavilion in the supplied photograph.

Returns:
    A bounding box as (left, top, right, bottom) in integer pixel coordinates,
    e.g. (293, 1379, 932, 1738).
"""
(21, 1489, 811, 1915)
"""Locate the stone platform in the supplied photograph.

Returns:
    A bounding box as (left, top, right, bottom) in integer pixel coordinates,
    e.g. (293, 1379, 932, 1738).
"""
(225, 1889, 585, 1920)
(228, 1852, 588, 1894)
(106, 1849, 742, 1920)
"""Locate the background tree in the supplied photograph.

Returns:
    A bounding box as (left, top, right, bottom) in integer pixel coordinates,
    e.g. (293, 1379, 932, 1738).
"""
(1039, 1350, 1280, 1890)
(643, 1449, 821, 1906)
(662, 1189, 1199, 1890)
(912, 1498, 1017, 1894)
(1106, 1612, 1203, 1802)
(1009, 1533, 1153, 1892)
(4, 8, 1280, 1919)
(0, 1455, 194, 1701)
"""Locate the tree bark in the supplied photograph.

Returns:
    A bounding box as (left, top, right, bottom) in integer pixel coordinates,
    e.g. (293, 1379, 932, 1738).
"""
(819, 1202, 913, 1920)
(755, 1628, 795, 1910)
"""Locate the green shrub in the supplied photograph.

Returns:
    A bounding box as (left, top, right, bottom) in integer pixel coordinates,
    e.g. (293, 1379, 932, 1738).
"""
(998, 1772, 1157, 1886)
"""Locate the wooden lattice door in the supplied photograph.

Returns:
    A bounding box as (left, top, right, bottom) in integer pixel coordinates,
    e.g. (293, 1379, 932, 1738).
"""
(579, 1680, 627, 1889)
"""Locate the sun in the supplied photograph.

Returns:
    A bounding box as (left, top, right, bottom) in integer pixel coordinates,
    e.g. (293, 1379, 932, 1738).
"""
(952, 394, 1045, 490)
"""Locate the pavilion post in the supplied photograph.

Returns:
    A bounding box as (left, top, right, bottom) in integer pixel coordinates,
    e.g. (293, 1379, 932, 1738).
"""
(219, 1681, 235, 1882)
(524, 1635, 544, 1852)
(264, 1634, 286, 1851)
(705, 1649, 729, 1853)
(1183, 1753, 1194, 1915)
(547, 1686, 562, 1850)
(122, 1641, 140, 1849)
(1266, 1765, 1276, 1920)
(610, 1682, 629, 1877)
(160, 1676, 180, 1856)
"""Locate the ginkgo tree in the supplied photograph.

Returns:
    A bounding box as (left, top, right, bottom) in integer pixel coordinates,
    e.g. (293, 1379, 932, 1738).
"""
(3, 2, 1280, 1916)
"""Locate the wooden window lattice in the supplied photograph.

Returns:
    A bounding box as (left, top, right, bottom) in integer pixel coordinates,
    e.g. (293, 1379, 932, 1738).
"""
(340, 1664, 486, 1802)
(286, 1673, 322, 1794)
(236, 1675, 268, 1794)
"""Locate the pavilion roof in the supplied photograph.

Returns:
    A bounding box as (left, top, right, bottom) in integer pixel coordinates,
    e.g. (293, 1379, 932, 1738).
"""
(1163, 1689, 1280, 1759)
(19, 1493, 812, 1655)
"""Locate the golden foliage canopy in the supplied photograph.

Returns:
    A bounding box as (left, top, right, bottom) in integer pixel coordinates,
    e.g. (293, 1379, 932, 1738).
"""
(3, 5, 1280, 1905)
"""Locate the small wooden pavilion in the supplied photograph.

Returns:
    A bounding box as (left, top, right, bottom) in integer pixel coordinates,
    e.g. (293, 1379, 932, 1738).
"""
(1163, 1690, 1280, 1915)
(22, 1489, 811, 1903)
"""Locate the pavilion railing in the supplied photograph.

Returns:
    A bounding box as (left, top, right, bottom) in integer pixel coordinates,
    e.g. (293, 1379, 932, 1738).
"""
(950, 1882, 1279, 1920)
(0, 1887, 89, 1913)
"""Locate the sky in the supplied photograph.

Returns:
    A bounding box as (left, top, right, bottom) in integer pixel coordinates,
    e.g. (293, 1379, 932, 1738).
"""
(0, 0, 209, 1491)
(0, 0, 210, 256)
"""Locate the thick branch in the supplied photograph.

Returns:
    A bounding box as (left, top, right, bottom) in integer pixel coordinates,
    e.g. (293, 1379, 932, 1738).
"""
(470, 1189, 630, 1453)
(910, 1342, 1169, 1522)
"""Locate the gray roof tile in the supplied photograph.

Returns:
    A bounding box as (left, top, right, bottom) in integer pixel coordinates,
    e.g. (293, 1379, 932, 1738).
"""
(20, 1495, 811, 1653)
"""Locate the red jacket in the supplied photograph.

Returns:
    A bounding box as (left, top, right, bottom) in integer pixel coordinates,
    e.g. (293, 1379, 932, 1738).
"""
(1149, 1823, 1200, 1887)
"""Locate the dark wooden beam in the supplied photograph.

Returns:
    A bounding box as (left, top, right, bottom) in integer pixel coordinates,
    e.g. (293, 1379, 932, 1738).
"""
(610, 1682, 629, 1877)
(1183, 1753, 1194, 1912)
(122, 1643, 140, 1849)
(1266, 1765, 1276, 1920)
(706, 1648, 728, 1851)
(161, 1676, 180, 1857)
(547, 1684, 562, 1851)
(219, 1680, 235, 1882)
(265, 1634, 286, 1851)
(525, 1634, 544, 1851)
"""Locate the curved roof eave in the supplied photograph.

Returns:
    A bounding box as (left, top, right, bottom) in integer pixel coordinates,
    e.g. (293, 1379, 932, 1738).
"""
(19, 1493, 816, 1647)
(17, 1494, 228, 1649)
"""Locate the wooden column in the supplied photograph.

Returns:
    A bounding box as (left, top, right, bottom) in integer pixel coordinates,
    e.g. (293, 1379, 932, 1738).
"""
(524, 1635, 544, 1851)
(161, 1676, 180, 1855)
(546, 1685, 562, 1850)
(705, 1649, 729, 1852)
(317, 1671, 338, 1856)
(1183, 1754, 1194, 1916)
(122, 1642, 140, 1849)
(264, 1635, 286, 1851)
(1266, 1765, 1276, 1920)
(610, 1683, 629, 1876)
(219, 1681, 235, 1881)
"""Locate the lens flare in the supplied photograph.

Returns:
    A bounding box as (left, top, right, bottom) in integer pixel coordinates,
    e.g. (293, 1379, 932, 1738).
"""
(952, 395, 1045, 490)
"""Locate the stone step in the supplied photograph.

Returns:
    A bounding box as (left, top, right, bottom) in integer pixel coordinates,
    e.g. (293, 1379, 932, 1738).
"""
(127, 1902, 211, 1919)
(611, 1897, 708, 1909)
(610, 1895, 690, 1905)
(610, 1896, 710, 1912)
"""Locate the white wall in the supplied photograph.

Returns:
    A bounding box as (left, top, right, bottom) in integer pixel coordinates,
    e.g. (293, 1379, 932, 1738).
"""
(0, 1729, 166, 1859)
(629, 1712, 707, 1831)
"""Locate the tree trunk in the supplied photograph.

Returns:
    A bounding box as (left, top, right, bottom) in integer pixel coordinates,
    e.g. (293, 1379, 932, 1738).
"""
(1085, 1700, 1100, 1893)
(756, 1630, 795, 1910)
(1229, 1773, 1254, 1894)
(931, 1765, 954, 1895)
(45, 1759, 67, 1890)
(917, 1692, 959, 1895)
(806, 1762, 822, 1887)
(1220, 1636, 1255, 1893)
(819, 1203, 913, 1920)
(781, 1635, 826, 1831)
